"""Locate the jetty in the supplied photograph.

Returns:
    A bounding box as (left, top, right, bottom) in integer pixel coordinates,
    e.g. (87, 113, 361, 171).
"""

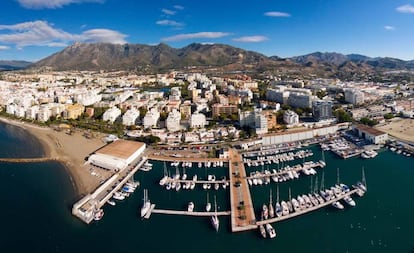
(150, 209, 230, 217)
(0, 157, 58, 163)
(228, 148, 257, 232)
(257, 188, 360, 226)
(72, 156, 147, 224)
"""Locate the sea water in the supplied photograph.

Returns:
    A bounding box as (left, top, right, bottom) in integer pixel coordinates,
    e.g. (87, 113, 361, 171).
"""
(0, 121, 413, 253)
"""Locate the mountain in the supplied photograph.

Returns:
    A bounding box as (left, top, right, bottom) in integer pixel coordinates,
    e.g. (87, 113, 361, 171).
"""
(32, 42, 282, 72)
(31, 43, 414, 75)
(0, 60, 32, 71)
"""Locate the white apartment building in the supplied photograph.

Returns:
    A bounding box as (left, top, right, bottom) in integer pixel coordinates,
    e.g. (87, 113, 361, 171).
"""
(344, 89, 365, 105)
(166, 109, 181, 132)
(143, 108, 160, 129)
(190, 112, 206, 128)
(283, 110, 299, 125)
(255, 111, 268, 135)
(103, 106, 121, 123)
(38, 105, 51, 122)
(25, 105, 39, 120)
(6, 103, 17, 115)
(15, 106, 26, 118)
(76, 91, 102, 106)
(122, 108, 140, 126)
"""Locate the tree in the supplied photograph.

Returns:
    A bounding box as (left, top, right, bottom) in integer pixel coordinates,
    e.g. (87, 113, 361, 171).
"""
(316, 90, 327, 99)
(384, 113, 394, 120)
(333, 109, 352, 123)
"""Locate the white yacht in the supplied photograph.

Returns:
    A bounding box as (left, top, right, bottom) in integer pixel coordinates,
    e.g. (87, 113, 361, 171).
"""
(211, 196, 219, 232)
(262, 204, 269, 220)
(206, 193, 211, 212)
(332, 201, 344, 210)
(113, 192, 125, 200)
(140, 189, 151, 218)
(265, 224, 276, 238)
(107, 200, 116, 206)
(259, 224, 266, 238)
(188, 202, 194, 212)
(343, 196, 356, 207)
(361, 150, 378, 159)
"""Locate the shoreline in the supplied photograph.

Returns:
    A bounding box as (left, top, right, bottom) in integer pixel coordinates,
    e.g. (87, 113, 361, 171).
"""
(0, 117, 106, 197)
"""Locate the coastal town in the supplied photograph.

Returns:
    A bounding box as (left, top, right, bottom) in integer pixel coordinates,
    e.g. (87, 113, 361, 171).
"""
(0, 69, 413, 237)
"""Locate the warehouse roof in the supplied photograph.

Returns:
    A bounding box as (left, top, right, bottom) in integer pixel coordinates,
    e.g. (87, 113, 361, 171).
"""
(95, 140, 145, 160)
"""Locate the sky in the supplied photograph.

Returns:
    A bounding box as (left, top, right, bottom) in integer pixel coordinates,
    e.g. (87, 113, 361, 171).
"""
(1, 0, 414, 61)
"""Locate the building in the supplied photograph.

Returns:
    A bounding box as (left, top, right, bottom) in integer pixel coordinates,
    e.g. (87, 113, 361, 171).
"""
(264, 110, 278, 130)
(312, 100, 333, 121)
(37, 105, 51, 122)
(166, 109, 181, 132)
(122, 108, 140, 126)
(143, 108, 160, 129)
(65, 104, 85, 120)
(88, 140, 146, 171)
(288, 91, 313, 108)
(239, 108, 268, 134)
(344, 89, 364, 105)
(102, 106, 121, 123)
(283, 110, 299, 125)
(180, 102, 192, 120)
(190, 112, 206, 128)
(212, 103, 238, 117)
(352, 124, 388, 144)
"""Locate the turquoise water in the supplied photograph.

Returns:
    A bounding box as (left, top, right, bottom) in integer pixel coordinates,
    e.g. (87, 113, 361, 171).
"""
(1, 121, 414, 252)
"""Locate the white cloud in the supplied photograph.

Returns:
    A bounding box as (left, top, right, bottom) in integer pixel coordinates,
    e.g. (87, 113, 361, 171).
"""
(264, 11, 291, 17)
(156, 20, 184, 27)
(162, 8, 176, 15)
(162, 32, 230, 42)
(174, 5, 184, 10)
(80, 29, 127, 44)
(0, 20, 127, 48)
(0, 45, 10, 50)
(396, 4, 414, 13)
(17, 0, 104, 9)
(384, 25, 395, 31)
(233, 36, 268, 42)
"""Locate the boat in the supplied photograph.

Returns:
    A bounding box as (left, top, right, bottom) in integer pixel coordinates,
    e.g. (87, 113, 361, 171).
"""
(182, 168, 187, 180)
(140, 189, 151, 218)
(141, 161, 153, 171)
(113, 192, 125, 200)
(332, 201, 344, 209)
(211, 196, 219, 232)
(361, 150, 378, 159)
(259, 224, 266, 238)
(94, 209, 104, 221)
(175, 182, 181, 191)
(206, 193, 211, 212)
(268, 189, 275, 218)
(343, 196, 356, 207)
(356, 167, 367, 192)
(281, 201, 289, 215)
(291, 198, 300, 212)
(188, 202, 194, 212)
(265, 223, 276, 238)
(262, 204, 269, 219)
(107, 200, 116, 206)
(214, 183, 220, 190)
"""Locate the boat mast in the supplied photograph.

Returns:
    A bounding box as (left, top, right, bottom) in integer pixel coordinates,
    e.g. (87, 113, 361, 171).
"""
(337, 167, 340, 185)
(314, 176, 319, 193)
(310, 176, 313, 193)
(288, 187, 292, 201)
(276, 184, 280, 203)
(320, 172, 325, 191)
(362, 167, 367, 190)
(269, 188, 273, 206)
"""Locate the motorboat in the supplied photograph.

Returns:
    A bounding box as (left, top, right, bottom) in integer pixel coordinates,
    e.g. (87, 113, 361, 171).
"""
(265, 224, 276, 238)
(343, 196, 356, 207)
(94, 209, 104, 221)
(332, 201, 344, 210)
(259, 224, 266, 238)
(188, 202, 194, 212)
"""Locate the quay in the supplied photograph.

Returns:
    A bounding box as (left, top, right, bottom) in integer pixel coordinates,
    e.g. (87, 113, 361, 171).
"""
(147, 154, 227, 163)
(257, 188, 359, 226)
(150, 209, 230, 217)
(0, 157, 58, 163)
(228, 149, 257, 232)
(72, 156, 147, 224)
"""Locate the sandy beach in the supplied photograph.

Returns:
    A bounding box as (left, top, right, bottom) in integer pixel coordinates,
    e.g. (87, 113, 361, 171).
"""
(0, 117, 106, 196)
(376, 118, 414, 143)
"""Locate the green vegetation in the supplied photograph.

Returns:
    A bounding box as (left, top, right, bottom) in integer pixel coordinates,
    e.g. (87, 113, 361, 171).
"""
(333, 109, 352, 123)
(134, 135, 161, 145)
(360, 117, 379, 126)
(316, 90, 327, 99)
(384, 113, 394, 120)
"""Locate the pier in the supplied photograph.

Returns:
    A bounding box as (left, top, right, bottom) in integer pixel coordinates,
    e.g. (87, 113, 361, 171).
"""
(72, 156, 147, 224)
(150, 209, 230, 217)
(256, 188, 359, 226)
(0, 157, 58, 163)
(228, 148, 257, 232)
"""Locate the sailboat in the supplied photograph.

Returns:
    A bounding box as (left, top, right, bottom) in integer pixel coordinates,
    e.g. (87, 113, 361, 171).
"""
(357, 167, 367, 192)
(159, 161, 168, 186)
(320, 149, 326, 167)
(211, 196, 219, 232)
(268, 189, 275, 218)
(140, 189, 151, 218)
(287, 187, 293, 212)
(275, 185, 282, 217)
(206, 192, 211, 212)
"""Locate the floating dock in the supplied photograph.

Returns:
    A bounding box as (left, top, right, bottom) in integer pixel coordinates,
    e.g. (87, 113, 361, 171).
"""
(150, 209, 230, 217)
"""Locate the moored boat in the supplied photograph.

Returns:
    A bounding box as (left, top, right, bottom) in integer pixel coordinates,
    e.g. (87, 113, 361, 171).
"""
(265, 223, 276, 238)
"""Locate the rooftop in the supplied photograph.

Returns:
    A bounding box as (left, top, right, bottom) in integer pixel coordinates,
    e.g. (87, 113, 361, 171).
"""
(95, 140, 145, 160)
(355, 124, 387, 136)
